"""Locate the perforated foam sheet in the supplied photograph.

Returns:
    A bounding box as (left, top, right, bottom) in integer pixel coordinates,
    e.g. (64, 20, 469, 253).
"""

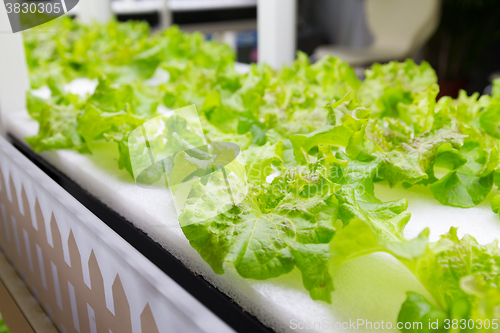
(4, 84, 500, 333)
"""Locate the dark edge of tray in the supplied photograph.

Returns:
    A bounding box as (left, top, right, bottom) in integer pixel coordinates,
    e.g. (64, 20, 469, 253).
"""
(8, 134, 274, 333)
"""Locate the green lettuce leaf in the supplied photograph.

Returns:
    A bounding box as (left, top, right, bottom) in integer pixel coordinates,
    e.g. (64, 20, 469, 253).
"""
(429, 144, 495, 208)
(397, 292, 448, 333)
(358, 59, 437, 119)
(25, 91, 88, 153)
(180, 168, 338, 302)
(290, 92, 369, 163)
(399, 229, 500, 331)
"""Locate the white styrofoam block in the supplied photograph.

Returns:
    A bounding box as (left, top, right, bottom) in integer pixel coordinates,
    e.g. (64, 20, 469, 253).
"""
(375, 182, 500, 244)
(5, 77, 500, 332)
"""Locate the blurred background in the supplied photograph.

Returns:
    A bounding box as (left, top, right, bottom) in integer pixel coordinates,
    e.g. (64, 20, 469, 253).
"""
(95, 0, 500, 98)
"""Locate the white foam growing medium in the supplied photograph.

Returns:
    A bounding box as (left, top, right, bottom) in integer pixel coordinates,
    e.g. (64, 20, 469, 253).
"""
(4, 77, 500, 333)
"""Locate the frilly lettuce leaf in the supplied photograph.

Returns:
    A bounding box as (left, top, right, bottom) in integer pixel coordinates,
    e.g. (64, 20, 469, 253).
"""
(289, 92, 369, 163)
(88, 78, 160, 117)
(347, 120, 467, 187)
(180, 166, 338, 302)
(243, 141, 284, 183)
(77, 101, 146, 151)
(24, 18, 152, 87)
(429, 143, 495, 208)
(25, 88, 88, 153)
(358, 59, 437, 119)
(397, 292, 448, 333)
(398, 229, 500, 331)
